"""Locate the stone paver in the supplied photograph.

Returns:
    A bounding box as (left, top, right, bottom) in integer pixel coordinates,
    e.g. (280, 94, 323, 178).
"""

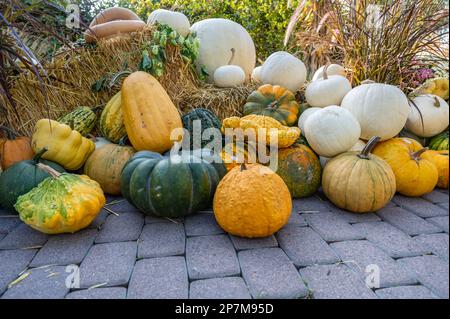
(1, 266, 69, 299)
(186, 235, 240, 280)
(327, 205, 381, 223)
(128, 257, 188, 299)
(377, 207, 441, 235)
(397, 255, 449, 299)
(277, 227, 339, 267)
(413, 233, 449, 262)
(239, 248, 308, 299)
(392, 195, 448, 218)
(95, 212, 144, 243)
(300, 263, 377, 299)
(79, 242, 137, 288)
(293, 197, 330, 213)
(0, 224, 47, 249)
(422, 190, 449, 204)
(426, 216, 449, 233)
(184, 212, 224, 236)
(189, 277, 251, 299)
(331, 240, 417, 288)
(138, 223, 185, 258)
(353, 222, 428, 258)
(0, 191, 448, 299)
(65, 287, 127, 299)
(30, 229, 97, 267)
(230, 235, 278, 251)
(375, 285, 438, 299)
(0, 216, 20, 234)
(0, 249, 37, 294)
(304, 212, 364, 242)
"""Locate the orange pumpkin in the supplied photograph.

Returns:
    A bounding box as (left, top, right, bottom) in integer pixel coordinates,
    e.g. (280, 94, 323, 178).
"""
(373, 137, 438, 196)
(0, 126, 34, 170)
(422, 150, 449, 189)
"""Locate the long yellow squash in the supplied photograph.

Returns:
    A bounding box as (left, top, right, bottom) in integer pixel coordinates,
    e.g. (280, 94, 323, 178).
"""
(121, 71, 183, 152)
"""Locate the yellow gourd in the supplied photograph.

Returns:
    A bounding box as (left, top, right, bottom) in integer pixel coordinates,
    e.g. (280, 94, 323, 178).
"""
(422, 150, 449, 189)
(31, 119, 95, 170)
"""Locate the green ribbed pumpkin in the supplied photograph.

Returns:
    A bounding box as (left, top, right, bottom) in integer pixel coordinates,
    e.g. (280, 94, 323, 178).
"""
(429, 131, 449, 151)
(121, 149, 226, 218)
(0, 149, 65, 212)
(181, 108, 222, 149)
(99, 92, 127, 143)
(58, 106, 98, 136)
(276, 144, 321, 198)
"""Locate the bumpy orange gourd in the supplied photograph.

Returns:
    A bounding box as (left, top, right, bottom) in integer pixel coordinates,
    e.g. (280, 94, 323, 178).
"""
(422, 150, 449, 189)
(322, 136, 396, 213)
(373, 137, 438, 196)
(0, 126, 34, 170)
(121, 72, 183, 152)
(213, 163, 292, 238)
(84, 140, 135, 195)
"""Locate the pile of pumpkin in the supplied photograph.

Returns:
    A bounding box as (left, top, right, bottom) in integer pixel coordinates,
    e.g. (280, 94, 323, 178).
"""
(0, 7, 449, 240)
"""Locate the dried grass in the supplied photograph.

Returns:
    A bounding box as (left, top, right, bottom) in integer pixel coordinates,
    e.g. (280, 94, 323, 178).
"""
(1, 26, 256, 135)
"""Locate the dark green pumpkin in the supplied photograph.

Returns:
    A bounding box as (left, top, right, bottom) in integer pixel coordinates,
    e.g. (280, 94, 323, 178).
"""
(181, 108, 222, 149)
(276, 144, 321, 198)
(429, 130, 449, 151)
(58, 106, 98, 136)
(0, 149, 65, 212)
(121, 149, 226, 218)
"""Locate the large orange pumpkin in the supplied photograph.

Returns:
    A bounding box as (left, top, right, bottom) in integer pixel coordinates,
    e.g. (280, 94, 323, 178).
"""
(422, 150, 449, 189)
(372, 137, 438, 196)
(84, 140, 135, 195)
(0, 126, 34, 170)
(322, 136, 396, 213)
(213, 163, 292, 238)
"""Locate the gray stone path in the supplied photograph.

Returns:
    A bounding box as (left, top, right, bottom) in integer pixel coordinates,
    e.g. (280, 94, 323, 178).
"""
(0, 189, 448, 299)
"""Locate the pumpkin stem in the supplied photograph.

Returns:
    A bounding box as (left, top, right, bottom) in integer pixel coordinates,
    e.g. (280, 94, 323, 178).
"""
(36, 163, 62, 178)
(358, 136, 381, 159)
(323, 63, 330, 80)
(228, 48, 236, 65)
(33, 148, 48, 163)
(240, 163, 247, 171)
(433, 96, 441, 108)
(0, 125, 18, 140)
(411, 147, 428, 161)
(109, 70, 132, 88)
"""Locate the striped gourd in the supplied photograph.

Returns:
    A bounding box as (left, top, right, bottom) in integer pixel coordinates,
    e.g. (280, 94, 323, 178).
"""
(99, 92, 127, 143)
(58, 106, 97, 136)
(429, 131, 449, 151)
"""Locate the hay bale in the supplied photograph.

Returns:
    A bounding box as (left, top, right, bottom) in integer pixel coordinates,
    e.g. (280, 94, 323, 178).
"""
(2, 26, 256, 136)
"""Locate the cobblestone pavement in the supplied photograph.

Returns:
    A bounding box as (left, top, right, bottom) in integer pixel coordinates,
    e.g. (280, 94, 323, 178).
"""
(0, 189, 448, 299)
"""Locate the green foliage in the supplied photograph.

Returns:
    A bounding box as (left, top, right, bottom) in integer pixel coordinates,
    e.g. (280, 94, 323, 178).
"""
(111, 0, 300, 61)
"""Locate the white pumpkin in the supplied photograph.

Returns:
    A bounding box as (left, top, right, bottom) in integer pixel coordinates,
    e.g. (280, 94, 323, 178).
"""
(305, 65, 352, 107)
(251, 66, 262, 82)
(147, 9, 190, 37)
(405, 94, 449, 137)
(190, 18, 256, 83)
(304, 105, 361, 157)
(214, 66, 245, 88)
(312, 64, 346, 81)
(341, 82, 409, 141)
(350, 139, 366, 152)
(298, 107, 321, 136)
(260, 51, 307, 92)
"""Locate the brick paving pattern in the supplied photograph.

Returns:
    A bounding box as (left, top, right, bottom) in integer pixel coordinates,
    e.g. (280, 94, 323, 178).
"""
(0, 189, 448, 299)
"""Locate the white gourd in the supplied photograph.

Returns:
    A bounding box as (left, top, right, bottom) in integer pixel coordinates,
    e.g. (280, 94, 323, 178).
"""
(304, 105, 361, 157)
(341, 81, 409, 141)
(251, 66, 262, 82)
(298, 107, 321, 136)
(312, 64, 346, 81)
(147, 9, 190, 37)
(213, 49, 246, 88)
(260, 51, 307, 92)
(405, 94, 449, 137)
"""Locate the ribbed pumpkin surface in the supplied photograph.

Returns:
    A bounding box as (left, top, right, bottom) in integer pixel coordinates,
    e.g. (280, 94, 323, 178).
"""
(99, 92, 127, 143)
(428, 131, 449, 151)
(181, 108, 222, 149)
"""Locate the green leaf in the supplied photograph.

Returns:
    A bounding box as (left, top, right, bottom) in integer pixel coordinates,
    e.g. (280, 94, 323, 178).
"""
(91, 77, 106, 93)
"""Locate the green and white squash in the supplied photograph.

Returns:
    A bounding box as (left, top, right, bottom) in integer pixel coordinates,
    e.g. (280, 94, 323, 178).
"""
(58, 106, 98, 136)
(429, 131, 449, 151)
